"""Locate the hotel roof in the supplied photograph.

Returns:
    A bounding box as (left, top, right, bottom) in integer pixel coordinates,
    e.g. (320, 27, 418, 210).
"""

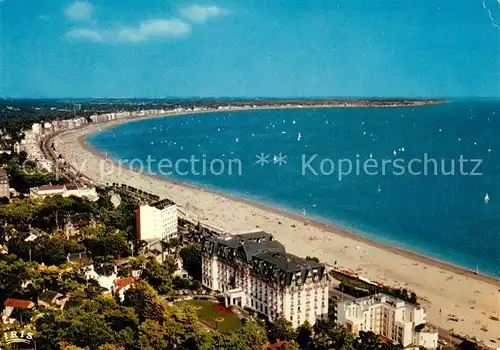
(202, 231, 327, 286)
(254, 250, 323, 273)
(150, 198, 176, 209)
(341, 293, 422, 310)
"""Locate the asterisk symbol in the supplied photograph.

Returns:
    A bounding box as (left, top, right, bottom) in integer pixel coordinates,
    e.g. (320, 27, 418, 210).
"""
(255, 153, 270, 166)
(273, 152, 287, 166)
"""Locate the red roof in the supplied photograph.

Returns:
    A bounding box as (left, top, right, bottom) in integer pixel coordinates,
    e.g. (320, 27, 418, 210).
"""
(38, 184, 65, 191)
(4, 298, 35, 309)
(65, 183, 79, 190)
(114, 277, 135, 291)
(268, 341, 290, 350)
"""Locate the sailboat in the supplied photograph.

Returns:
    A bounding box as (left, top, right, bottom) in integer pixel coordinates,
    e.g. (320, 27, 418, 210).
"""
(484, 193, 490, 204)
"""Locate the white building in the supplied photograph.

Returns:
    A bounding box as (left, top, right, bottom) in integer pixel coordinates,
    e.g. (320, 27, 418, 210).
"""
(135, 198, 178, 241)
(0, 168, 9, 198)
(336, 294, 438, 349)
(202, 232, 329, 328)
(43, 122, 53, 133)
(85, 264, 117, 292)
(31, 123, 42, 135)
(29, 181, 99, 201)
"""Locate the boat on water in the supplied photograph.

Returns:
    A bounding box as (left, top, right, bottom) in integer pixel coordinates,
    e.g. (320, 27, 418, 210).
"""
(484, 193, 490, 203)
(297, 132, 302, 141)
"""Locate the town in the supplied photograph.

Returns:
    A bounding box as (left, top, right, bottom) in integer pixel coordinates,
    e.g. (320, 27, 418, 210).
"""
(0, 102, 481, 350)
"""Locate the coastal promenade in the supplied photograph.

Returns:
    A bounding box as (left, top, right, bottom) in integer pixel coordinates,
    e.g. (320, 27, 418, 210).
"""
(51, 108, 500, 347)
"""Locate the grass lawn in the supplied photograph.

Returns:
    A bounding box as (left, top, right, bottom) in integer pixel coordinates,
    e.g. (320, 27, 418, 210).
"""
(182, 299, 242, 333)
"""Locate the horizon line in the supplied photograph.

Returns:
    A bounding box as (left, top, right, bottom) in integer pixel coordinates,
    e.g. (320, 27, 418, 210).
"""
(1, 96, 498, 101)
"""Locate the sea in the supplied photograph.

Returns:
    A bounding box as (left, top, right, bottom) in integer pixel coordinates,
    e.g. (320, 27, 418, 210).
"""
(87, 99, 500, 276)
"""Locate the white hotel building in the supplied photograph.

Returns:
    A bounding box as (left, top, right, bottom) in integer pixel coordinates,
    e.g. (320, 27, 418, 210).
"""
(336, 294, 438, 349)
(201, 232, 329, 327)
(135, 198, 178, 242)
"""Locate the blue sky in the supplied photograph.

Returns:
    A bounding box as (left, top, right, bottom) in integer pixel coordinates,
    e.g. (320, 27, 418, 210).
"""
(0, 0, 499, 98)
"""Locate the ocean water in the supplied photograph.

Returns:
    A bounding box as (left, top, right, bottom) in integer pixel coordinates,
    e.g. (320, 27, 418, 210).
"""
(88, 100, 500, 276)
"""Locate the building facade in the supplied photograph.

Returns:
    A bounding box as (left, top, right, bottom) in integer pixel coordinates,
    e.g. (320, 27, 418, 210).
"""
(201, 232, 329, 328)
(29, 181, 98, 201)
(336, 294, 438, 349)
(0, 168, 9, 198)
(135, 198, 178, 241)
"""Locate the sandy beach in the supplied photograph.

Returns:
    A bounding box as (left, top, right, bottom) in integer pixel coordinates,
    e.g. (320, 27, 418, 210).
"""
(52, 111, 500, 345)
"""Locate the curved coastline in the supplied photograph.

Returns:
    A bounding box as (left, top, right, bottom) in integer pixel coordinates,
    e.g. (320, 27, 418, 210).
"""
(52, 107, 500, 342)
(84, 121, 498, 284)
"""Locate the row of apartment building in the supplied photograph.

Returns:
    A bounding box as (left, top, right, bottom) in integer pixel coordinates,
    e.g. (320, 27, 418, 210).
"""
(16, 108, 210, 172)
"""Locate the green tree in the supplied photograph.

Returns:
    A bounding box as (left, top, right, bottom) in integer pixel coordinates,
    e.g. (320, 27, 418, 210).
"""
(140, 259, 173, 295)
(138, 319, 169, 349)
(354, 331, 381, 350)
(234, 318, 268, 350)
(123, 280, 167, 324)
(65, 313, 117, 350)
(268, 317, 297, 343)
(87, 230, 130, 261)
(296, 321, 313, 350)
(280, 341, 301, 350)
(312, 320, 355, 350)
(0, 256, 25, 300)
(180, 243, 202, 280)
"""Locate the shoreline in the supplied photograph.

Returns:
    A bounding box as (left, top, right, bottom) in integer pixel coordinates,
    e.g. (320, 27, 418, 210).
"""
(51, 106, 500, 342)
(82, 131, 500, 286)
(80, 107, 499, 285)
